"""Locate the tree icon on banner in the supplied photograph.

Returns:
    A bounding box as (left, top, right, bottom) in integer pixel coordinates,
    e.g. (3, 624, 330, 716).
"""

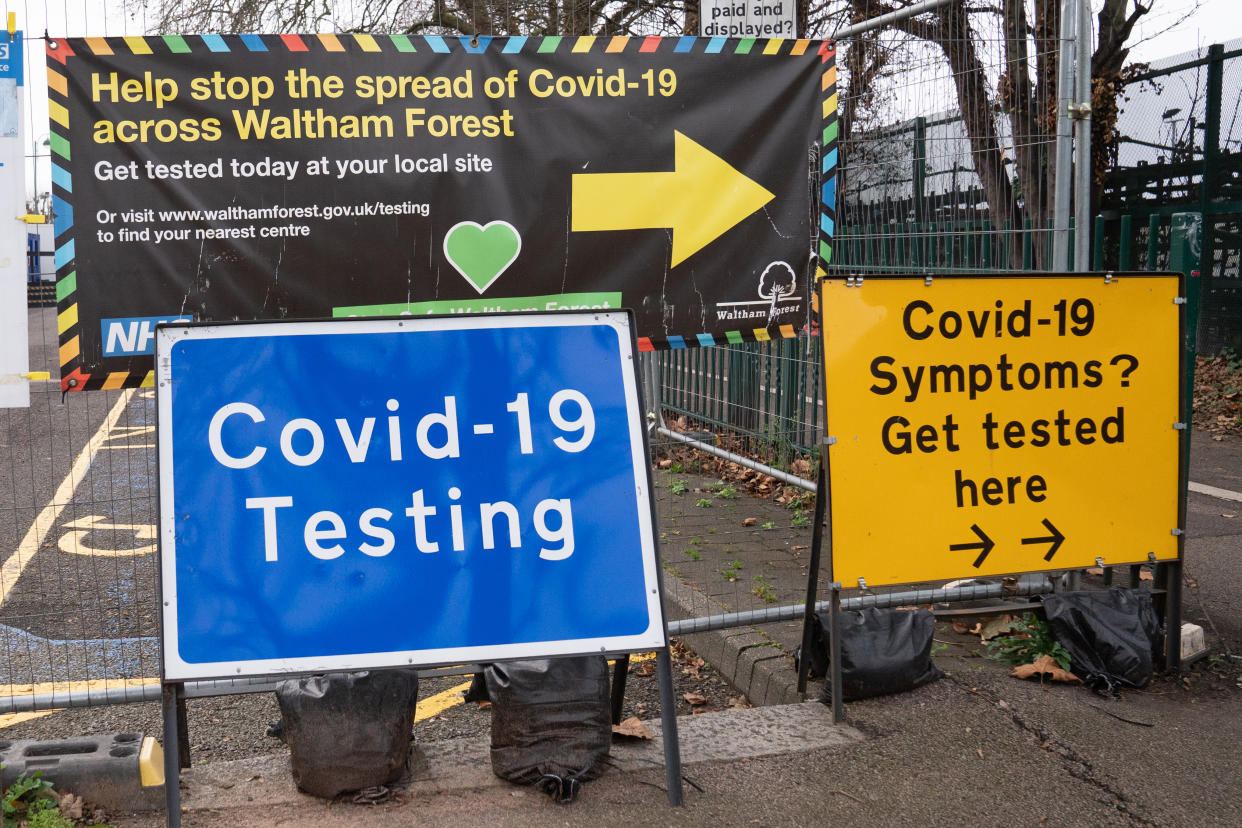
(758, 261, 796, 323)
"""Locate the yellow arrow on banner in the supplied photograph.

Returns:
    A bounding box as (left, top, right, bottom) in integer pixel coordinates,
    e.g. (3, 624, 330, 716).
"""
(571, 131, 775, 267)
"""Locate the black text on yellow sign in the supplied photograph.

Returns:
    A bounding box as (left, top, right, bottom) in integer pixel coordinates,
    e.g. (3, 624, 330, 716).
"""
(819, 274, 1183, 588)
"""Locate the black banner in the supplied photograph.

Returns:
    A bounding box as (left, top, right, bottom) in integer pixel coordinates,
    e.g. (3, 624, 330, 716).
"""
(49, 35, 837, 389)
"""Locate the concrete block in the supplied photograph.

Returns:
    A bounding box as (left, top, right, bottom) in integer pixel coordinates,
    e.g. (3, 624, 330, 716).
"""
(746, 661, 772, 705)
(734, 643, 782, 695)
(678, 629, 727, 671)
(762, 667, 799, 707)
(715, 631, 766, 677)
(0, 733, 164, 812)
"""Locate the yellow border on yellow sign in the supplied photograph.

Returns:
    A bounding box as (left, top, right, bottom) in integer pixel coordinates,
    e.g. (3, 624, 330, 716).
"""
(819, 273, 1184, 588)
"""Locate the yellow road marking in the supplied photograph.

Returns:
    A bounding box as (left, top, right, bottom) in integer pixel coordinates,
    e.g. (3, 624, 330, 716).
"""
(0, 677, 159, 698)
(414, 680, 472, 722)
(0, 710, 57, 727)
(58, 515, 156, 558)
(1, 389, 135, 605)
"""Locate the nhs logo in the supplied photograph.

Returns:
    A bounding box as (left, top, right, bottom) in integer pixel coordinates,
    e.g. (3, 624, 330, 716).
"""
(102, 316, 192, 357)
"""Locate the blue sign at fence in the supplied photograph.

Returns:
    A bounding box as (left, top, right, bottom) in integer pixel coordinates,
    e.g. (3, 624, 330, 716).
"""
(156, 312, 665, 681)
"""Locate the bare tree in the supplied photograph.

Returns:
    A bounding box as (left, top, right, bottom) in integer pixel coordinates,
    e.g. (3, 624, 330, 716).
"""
(141, 0, 705, 36)
(830, 0, 1164, 266)
(139, 0, 1172, 255)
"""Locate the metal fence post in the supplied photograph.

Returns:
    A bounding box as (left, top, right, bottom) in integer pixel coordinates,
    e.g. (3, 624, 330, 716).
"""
(1052, 0, 1077, 270)
(1165, 211, 1202, 672)
(912, 116, 927, 228)
(1072, 0, 1093, 272)
(1196, 44, 1223, 351)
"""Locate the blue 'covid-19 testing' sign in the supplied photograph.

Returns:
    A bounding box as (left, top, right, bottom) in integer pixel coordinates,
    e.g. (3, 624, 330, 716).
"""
(155, 312, 665, 680)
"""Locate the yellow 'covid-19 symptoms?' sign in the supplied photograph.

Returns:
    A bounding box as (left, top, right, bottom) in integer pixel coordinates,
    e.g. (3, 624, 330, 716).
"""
(820, 274, 1184, 588)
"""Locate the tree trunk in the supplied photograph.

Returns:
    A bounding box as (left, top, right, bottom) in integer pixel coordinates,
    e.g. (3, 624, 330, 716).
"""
(930, 2, 1021, 235)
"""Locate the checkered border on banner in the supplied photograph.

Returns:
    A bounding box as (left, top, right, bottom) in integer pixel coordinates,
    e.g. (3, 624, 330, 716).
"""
(47, 34, 837, 390)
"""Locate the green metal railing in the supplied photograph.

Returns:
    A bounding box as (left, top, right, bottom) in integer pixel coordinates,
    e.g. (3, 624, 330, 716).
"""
(656, 335, 823, 465)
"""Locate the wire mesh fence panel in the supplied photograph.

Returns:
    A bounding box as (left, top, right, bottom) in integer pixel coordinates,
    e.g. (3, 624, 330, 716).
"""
(0, 307, 163, 707)
(644, 344, 819, 642)
(1101, 39, 1242, 354)
(2, 1, 1191, 715)
(831, 1, 1066, 275)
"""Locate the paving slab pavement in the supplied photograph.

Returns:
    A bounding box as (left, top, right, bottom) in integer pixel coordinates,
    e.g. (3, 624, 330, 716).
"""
(114, 648, 1242, 827)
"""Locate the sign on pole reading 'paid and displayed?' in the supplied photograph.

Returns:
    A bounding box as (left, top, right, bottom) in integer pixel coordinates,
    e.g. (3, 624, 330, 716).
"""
(156, 311, 665, 681)
(820, 274, 1184, 588)
(49, 35, 837, 392)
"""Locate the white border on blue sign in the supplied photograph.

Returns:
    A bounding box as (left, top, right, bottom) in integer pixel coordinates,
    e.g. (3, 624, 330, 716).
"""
(155, 311, 666, 681)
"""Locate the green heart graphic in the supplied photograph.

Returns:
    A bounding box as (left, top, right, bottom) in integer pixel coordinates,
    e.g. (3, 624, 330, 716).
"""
(443, 221, 522, 295)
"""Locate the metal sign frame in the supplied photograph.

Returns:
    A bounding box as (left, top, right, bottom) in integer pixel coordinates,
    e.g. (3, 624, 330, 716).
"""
(154, 310, 685, 824)
(817, 272, 1187, 589)
(155, 310, 668, 681)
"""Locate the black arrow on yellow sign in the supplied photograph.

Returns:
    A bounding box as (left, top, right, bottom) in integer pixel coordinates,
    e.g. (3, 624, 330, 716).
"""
(952, 524, 995, 569)
(1022, 519, 1066, 561)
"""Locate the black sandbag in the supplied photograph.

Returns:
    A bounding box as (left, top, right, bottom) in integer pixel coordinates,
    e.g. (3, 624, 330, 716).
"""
(1042, 587, 1164, 694)
(485, 656, 611, 802)
(795, 615, 830, 680)
(815, 608, 944, 702)
(275, 668, 419, 798)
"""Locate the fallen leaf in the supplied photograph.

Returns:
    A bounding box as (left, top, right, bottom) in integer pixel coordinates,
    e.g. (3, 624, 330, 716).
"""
(742, 517, 758, 526)
(1085, 567, 1104, 576)
(952, 620, 972, 634)
(476, 700, 492, 710)
(1012, 654, 1080, 683)
(683, 692, 708, 706)
(58, 793, 84, 820)
(976, 614, 1020, 641)
(1222, 513, 1236, 519)
(612, 716, 653, 740)
(1140, 570, 1154, 582)
(728, 695, 752, 709)
(247, 775, 264, 783)
(635, 661, 655, 677)
(793, 545, 808, 550)
(658, 459, 672, 469)
(976, 748, 984, 759)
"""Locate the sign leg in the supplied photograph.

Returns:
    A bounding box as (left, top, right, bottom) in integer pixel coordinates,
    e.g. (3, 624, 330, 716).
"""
(655, 646, 684, 805)
(828, 587, 844, 724)
(176, 690, 191, 769)
(162, 683, 182, 828)
(797, 460, 829, 696)
(610, 654, 630, 725)
(1161, 561, 1183, 672)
